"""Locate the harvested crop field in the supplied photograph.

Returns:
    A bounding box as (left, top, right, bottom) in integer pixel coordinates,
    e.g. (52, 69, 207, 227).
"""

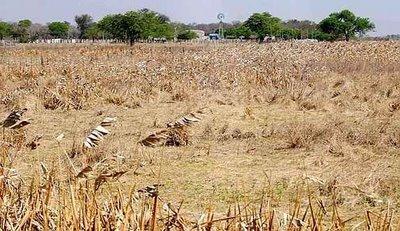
(1, 41, 400, 230)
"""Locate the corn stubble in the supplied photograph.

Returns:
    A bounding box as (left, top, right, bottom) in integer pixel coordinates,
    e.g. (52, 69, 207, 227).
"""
(1, 41, 400, 230)
(0, 167, 397, 230)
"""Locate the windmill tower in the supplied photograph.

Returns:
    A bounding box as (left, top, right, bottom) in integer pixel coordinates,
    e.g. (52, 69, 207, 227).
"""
(217, 13, 225, 39)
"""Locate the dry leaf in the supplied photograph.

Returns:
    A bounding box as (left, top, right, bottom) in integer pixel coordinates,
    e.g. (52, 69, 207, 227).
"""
(141, 111, 205, 147)
(1, 108, 30, 129)
(94, 170, 127, 191)
(84, 117, 116, 149)
(76, 166, 93, 179)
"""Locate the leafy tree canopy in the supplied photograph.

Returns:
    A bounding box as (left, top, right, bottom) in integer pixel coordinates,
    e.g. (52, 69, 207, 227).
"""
(18, 19, 32, 28)
(11, 19, 32, 42)
(278, 27, 301, 40)
(244, 12, 282, 41)
(48, 21, 70, 38)
(85, 23, 104, 40)
(177, 30, 198, 40)
(0, 21, 12, 39)
(224, 25, 253, 39)
(0, 8, 376, 43)
(98, 9, 174, 45)
(284, 20, 317, 38)
(75, 14, 94, 39)
(319, 9, 375, 41)
(309, 30, 333, 41)
(98, 14, 126, 41)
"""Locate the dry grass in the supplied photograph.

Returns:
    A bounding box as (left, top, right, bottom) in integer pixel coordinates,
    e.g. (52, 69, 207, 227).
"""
(0, 41, 400, 230)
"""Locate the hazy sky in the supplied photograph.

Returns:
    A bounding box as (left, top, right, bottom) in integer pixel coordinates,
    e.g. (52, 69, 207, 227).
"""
(0, 0, 398, 35)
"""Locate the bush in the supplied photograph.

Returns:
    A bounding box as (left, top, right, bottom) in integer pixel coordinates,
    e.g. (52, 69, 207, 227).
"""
(177, 30, 198, 40)
(309, 30, 333, 41)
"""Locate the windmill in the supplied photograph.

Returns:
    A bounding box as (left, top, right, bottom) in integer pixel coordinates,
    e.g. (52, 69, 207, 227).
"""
(217, 13, 225, 39)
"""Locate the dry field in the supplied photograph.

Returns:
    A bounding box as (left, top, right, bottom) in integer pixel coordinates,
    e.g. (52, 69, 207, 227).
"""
(0, 41, 400, 230)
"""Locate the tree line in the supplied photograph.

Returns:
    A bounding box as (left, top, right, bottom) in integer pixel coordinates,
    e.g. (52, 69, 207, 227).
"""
(0, 9, 374, 44)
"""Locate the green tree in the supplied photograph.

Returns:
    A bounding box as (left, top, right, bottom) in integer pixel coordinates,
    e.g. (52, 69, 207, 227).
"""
(0, 21, 12, 40)
(355, 17, 375, 37)
(136, 9, 174, 40)
(309, 30, 333, 41)
(278, 27, 301, 40)
(124, 11, 142, 45)
(284, 19, 317, 38)
(150, 23, 174, 40)
(98, 14, 127, 41)
(75, 14, 93, 39)
(98, 9, 174, 45)
(48, 22, 70, 38)
(171, 22, 190, 37)
(157, 13, 170, 23)
(85, 23, 104, 41)
(319, 10, 374, 41)
(18, 19, 32, 28)
(244, 12, 282, 42)
(12, 19, 32, 42)
(224, 25, 253, 39)
(177, 30, 198, 40)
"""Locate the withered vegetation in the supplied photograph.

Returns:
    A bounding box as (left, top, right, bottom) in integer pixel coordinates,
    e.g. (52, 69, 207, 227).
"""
(0, 41, 400, 230)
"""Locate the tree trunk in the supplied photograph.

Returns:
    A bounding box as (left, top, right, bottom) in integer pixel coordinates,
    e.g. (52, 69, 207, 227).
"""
(345, 32, 350, 41)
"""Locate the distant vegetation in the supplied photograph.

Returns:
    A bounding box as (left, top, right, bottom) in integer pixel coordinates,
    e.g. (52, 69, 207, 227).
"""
(176, 30, 198, 40)
(318, 10, 375, 41)
(0, 9, 374, 44)
(387, 34, 400, 40)
(47, 21, 70, 38)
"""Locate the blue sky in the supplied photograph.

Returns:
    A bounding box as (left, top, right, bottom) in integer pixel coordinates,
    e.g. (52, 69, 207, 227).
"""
(0, 0, 398, 35)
